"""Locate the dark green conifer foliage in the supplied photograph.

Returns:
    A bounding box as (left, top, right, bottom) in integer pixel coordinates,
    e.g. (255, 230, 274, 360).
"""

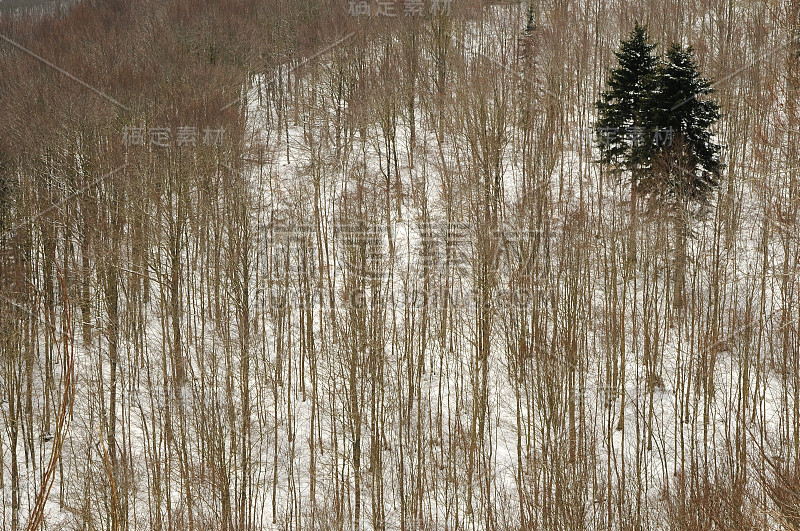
(646, 44, 721, 201)
(596, 27, 721, 202)
(595, 23, 660, 182)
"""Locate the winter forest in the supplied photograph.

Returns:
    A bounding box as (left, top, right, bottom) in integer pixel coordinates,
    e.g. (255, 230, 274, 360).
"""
(1, 0, 800, 529)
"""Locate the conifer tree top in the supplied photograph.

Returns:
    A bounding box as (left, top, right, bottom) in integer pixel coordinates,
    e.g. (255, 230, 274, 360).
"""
(595, 26, 721, 202)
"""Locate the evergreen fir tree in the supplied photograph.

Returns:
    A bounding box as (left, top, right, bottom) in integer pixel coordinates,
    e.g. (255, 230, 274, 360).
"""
(646, 44, 721, 201)
(646, 44, 721, 309)
(595, 23, 660, 181)
(596, 29, 721, 203)
(525, 2, 537, 33)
